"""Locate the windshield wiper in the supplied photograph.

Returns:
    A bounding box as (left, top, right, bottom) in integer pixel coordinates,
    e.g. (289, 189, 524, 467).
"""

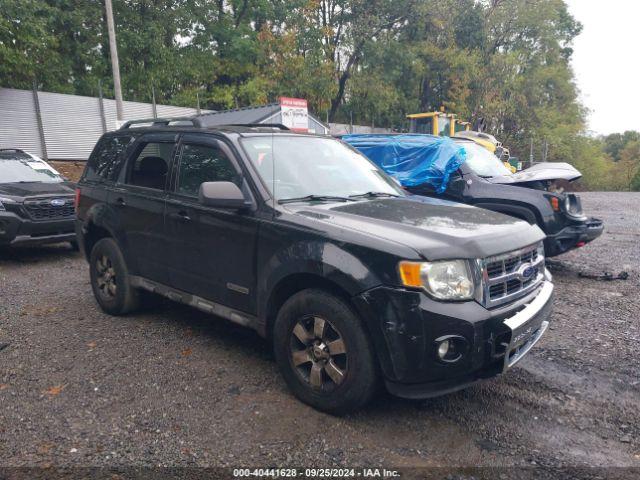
(278, 194, 356, 204)
(348, 191, 401, 199)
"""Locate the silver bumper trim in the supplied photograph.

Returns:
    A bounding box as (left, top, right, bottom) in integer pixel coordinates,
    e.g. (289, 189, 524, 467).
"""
(505, 320, 549, 370)
(501, 280, 554, 371)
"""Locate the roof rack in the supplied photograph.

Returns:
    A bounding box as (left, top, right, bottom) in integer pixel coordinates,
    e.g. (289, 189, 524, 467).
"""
(119, 117, 199, 129)
(0, 148, 28, 153)
(118, 116, 291, 131)
(226, 123, 289, 130)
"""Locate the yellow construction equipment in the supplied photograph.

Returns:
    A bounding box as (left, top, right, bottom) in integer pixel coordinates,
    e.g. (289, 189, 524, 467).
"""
(407, 110, 515, 172)
(406, 111, 471, 137)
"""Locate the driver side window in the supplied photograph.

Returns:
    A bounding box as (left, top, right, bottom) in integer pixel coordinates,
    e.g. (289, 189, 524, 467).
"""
(177, 143, 238, 197)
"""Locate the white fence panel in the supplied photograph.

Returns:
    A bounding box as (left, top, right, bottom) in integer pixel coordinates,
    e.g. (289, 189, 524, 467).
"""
(39, 91, 104, 160)
(0, 88, 44, 157)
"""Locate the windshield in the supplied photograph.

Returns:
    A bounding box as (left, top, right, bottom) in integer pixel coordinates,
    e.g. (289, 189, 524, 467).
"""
(458, 141, 512, 177)
(241, 136, 404, 201)
(0, 154, 64, 184)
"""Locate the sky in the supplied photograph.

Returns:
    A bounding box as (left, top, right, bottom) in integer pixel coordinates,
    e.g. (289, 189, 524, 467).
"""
(565, 0, 640, 136)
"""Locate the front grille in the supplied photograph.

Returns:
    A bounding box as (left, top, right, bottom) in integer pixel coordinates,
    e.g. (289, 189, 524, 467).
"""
(24, 198, 75, 221)
(481, 243, 544, 308)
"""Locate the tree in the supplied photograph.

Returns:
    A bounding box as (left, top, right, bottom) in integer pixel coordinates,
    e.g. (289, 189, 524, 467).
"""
(617, 141, 640, 191)
(602, 131, 640, 161)
(0, 1, 64, 90)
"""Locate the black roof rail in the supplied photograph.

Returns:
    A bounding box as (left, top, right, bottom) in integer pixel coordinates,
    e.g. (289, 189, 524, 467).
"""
(0, 148, 28, 153)
(118, 117, 199, 129)
(226, 123, 290, 130)
(118, 117, 291, 131)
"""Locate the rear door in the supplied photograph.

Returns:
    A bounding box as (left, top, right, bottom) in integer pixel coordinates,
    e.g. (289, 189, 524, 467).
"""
(112, 132, 178, 283)
(165, 134, 259, 314)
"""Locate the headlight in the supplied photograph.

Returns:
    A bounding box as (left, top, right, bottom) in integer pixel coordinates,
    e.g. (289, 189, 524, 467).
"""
(399, 260, 475, 300)
(537, 242, 545, 259)
(0, 197, 18, 211)
(0, 197, 13, 211)
(563, 194, 585, 218)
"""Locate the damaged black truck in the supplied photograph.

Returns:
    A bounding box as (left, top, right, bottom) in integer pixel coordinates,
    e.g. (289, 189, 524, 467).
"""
(343, 134, 603, 257)
(76, 118, 554, 413)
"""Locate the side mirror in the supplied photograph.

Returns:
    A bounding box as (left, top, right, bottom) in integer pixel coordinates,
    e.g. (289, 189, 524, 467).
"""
(198, 181, 247, 209)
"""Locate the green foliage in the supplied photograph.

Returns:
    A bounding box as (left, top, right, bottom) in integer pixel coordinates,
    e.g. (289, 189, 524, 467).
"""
(0, 0, 633, 190)
(617, 140, 640, 191)
(601, 131, 640, 162)
(0, 0, 63, 90)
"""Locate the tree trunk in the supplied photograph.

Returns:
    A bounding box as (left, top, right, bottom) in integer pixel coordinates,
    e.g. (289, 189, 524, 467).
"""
(328, 51, 360, 122)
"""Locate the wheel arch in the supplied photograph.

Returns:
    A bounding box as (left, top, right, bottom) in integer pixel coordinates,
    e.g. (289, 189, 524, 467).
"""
(263, 273, 355, 342)
(82, 221, 114, 261)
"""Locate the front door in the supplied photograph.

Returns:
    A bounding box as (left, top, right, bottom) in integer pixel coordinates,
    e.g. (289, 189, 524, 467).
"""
(112, 133, 178, 284)
(165, 135, 259, 314)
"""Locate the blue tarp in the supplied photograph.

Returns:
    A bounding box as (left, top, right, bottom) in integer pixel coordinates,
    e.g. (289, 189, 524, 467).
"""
(342, 134, 466, 194)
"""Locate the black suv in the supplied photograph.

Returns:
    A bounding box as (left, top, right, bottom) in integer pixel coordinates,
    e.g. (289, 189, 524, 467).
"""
(75, 116, 554, 413)
(0, 149, 76, 248)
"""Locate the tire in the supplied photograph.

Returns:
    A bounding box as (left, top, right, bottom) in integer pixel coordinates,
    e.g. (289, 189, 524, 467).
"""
(89, 238, 140, 315)
(273, 289, 378, 414)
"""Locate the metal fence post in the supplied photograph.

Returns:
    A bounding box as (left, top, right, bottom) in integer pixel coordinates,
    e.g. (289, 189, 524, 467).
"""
(32, 80, 49, 161)
(151, 85, 157, 118)
(98, 80, 108, 133)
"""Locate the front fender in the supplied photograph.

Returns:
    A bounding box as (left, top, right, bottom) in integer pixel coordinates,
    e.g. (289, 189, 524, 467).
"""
(257, 240, 384, 320)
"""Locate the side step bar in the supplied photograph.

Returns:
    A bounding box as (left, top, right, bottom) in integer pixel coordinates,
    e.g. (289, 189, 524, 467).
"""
(129, 275, 258, 331)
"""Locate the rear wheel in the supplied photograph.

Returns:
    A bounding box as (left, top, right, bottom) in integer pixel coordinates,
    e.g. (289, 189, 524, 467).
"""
(273, 289, 378, 414)
(89, 238, 139, 315)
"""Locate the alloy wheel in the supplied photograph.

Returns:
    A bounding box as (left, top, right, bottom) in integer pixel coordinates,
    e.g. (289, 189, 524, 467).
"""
(95, 254, 117, 298)
(289, 316, 348, 391)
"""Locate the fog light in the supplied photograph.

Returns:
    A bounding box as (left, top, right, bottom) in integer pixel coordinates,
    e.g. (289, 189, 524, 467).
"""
(437, 340, 450, 359)
(434, 335, 468, 363)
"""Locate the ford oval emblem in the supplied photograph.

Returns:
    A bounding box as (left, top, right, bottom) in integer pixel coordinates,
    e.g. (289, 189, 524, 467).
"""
(50, 199, 66, 207)
(519, 265, 535, 280)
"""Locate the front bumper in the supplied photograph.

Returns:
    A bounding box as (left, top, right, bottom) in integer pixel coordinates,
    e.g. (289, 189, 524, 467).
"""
(0, 211, 76, 247)
(544, 217, 603, 257)
(353, 276, 554, 399)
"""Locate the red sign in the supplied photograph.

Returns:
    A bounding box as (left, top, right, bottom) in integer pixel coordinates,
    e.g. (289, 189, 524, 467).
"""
(279, 97, 309, 131)
(279, 97, 308, 108)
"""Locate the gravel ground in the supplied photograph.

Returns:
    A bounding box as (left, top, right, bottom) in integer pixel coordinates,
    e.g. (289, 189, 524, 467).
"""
(0, 192, 638, 476)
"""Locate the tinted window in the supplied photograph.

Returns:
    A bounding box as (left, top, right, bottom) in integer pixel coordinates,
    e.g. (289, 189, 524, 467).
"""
(84, 135, 136, 182)
(177, 144, 237, 197)
(127, 142, 174, 190)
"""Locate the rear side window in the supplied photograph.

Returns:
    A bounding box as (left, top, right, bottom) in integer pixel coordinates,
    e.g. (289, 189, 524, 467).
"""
(84, 135, 136, 182)
(177, 144, 238, 197)
(127, 142, 175, 190)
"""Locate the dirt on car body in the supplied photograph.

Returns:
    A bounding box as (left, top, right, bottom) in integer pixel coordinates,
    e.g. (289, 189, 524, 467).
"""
(0, 192, 638, 473)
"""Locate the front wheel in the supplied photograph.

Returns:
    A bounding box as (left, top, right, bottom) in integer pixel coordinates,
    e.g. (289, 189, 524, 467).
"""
(273, 289, 378, 414)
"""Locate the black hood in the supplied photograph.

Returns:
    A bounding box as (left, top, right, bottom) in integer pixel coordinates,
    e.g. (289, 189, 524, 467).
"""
(286, 196, 545, 260)
(0, 181, 75, 200)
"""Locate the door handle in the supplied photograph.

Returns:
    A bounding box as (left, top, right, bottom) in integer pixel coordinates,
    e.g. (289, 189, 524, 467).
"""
(115, 197, 126, 207)
(169, 211, 191, 222)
